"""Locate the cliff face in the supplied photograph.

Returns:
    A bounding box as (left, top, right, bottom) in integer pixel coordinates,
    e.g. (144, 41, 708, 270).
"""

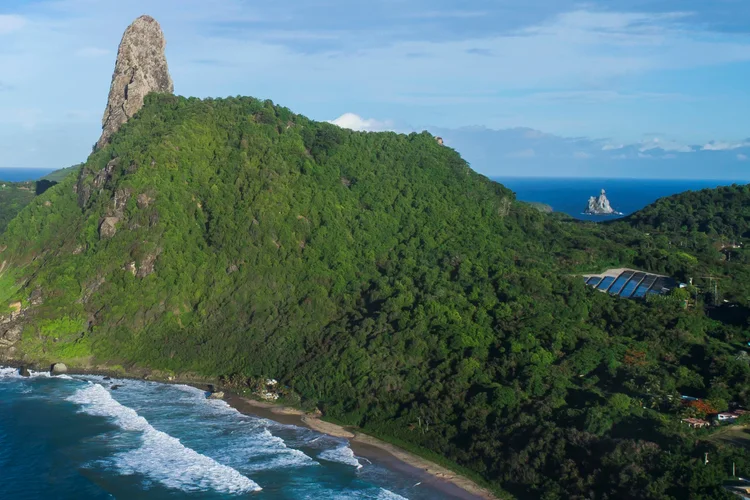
(96, 15, 173, 150)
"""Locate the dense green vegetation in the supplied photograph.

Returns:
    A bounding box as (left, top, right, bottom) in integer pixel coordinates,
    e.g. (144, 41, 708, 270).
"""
(2, 94, 750, 499)
(40, 164, 81, 183)
(0, 165, 79, 233)
(0, 182, 35, 233)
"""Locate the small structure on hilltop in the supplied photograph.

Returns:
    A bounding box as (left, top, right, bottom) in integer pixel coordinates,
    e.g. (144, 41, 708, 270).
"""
(435, 137, 444, 146)
(682, 418, 710, 429)
(584, 189, 622, 216)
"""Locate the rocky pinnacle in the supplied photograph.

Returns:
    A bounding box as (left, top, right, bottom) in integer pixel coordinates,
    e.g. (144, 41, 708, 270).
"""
(96, 15, 173, 150)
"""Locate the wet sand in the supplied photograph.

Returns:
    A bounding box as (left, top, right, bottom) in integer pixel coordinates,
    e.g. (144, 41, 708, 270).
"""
(225, 394, 499, 500)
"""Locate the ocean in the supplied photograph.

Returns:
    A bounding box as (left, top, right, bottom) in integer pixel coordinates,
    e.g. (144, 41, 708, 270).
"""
(0, 168, 56, 182)
(493, 177, 747, 222)
(0, 368, 446, 499)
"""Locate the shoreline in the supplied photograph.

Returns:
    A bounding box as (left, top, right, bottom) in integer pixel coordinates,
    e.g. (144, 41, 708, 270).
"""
(1, 361, 500, 500)
(224, 394, 499, 500)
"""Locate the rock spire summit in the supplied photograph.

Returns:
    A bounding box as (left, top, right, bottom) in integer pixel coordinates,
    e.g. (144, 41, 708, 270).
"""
(96, 15, 173, 149)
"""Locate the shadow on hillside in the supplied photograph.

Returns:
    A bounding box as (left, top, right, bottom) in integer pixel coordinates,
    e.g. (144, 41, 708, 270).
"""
(35, 179, 57, 196)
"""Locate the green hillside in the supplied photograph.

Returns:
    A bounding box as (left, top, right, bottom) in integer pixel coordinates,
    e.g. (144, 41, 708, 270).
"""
(2, 94, 750, 499)
(0, 165, 79, 233)
(40, 164, 82, 183)
(0, 181, 36, 233)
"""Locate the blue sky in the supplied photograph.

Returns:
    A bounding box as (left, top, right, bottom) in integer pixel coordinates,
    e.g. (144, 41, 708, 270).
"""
(2, 0, 750, 178)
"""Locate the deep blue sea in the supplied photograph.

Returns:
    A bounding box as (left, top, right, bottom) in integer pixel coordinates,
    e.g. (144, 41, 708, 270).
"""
(0, 368, 446, 499)
(0, 168, 56, 182)
(494, 177, 747, 222)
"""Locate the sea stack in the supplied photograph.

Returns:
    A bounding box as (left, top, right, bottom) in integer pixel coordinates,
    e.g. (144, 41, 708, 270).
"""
(584, 189, 619, 215)
(96, 15, 173, 150)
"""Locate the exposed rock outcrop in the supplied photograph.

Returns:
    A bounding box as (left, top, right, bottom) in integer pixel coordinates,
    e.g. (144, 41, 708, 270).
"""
(96, 15, 173, 149)
(136, 250, 159, 278)
(75, 158, 118, 208)
(0, 305, 26, 354)
(50, 363, 68, 375)
(136, 193, 153, 209)
(99, 217, 119, 239)
(112, 188, 132, 218)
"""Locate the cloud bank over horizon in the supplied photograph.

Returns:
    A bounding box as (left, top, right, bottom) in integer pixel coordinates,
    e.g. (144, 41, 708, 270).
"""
(1, 0, 750, 178)
(331, 113, 750, 180)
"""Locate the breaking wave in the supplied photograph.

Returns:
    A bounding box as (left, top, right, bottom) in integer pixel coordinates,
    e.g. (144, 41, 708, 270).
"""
(319, 445, 363, 469)
(67, 383, 261, 494)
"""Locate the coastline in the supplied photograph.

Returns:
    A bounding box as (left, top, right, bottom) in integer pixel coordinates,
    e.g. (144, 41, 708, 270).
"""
(0, 361, 501, 500)
(225, 394, 500, 500)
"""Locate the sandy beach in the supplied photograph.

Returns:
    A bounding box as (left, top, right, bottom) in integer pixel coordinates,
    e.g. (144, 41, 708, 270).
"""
(224, 394, 500, 500)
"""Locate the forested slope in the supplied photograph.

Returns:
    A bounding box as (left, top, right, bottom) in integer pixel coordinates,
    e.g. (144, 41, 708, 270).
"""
(0, 164, 79, 234)
(0, 182, 36, 233)
(1, 94, 749, 499)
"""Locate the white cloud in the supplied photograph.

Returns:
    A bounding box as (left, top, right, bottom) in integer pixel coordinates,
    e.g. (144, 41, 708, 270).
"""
(638, 137, 692, 152)
(738, 154, 748, 161)
(702, 140, 750, 151)
(602, 144, 624, 151)
(328, 113, 393, 132)
(0, 15, 26, 35)
(574, 151, 591, 159)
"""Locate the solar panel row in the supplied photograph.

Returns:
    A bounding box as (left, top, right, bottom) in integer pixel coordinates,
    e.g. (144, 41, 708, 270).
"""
(608, 271, 634, 295)
(597, 276, 616, 291)
(620, 273, 646, 298)
(584, 270, 674, 299)
(632, 276, 656, 298)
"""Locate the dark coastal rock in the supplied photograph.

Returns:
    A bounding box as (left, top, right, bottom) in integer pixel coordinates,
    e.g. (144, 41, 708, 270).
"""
(50, 363, 68, 375)
(103, 376, 112, 381)
(111, 384, 122, 390)
(18, 366, 30, 377)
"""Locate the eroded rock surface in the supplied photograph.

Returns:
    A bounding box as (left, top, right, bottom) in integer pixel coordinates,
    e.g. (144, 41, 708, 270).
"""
(96, 15, 173, 149)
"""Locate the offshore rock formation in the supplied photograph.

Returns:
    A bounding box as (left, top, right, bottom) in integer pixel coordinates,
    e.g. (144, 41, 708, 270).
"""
(96, 15, 173, 149)
(585, 189, 621, 215)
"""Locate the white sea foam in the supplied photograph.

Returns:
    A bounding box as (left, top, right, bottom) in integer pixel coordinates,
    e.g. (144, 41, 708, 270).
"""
(318, 445, 363, 469)
(67, 384, 261, 494)
(0, 366, 72, 379)
(0, 367, 20, 378)
(377, 488, 409, 499)
(168, 383, 318, 471)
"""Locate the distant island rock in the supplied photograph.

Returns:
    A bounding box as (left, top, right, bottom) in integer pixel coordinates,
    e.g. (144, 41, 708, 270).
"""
(584, 189, 622, 216)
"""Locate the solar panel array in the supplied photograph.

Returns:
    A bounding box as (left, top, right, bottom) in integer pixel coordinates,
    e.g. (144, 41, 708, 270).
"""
(583, 270, 676, 299)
